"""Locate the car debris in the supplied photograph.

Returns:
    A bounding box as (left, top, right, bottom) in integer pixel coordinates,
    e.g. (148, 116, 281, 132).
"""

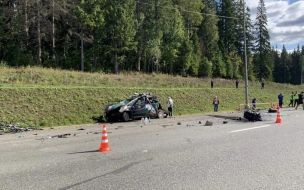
(0, 122, 42, 134)
(244, 110, 262, 121)
(205, 120, 213, 126)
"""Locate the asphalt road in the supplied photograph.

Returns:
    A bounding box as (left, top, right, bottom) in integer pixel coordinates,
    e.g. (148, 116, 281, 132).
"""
(1, 108, 304, 190)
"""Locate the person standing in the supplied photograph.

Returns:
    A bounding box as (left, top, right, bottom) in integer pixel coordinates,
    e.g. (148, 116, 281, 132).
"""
(294, 91, 299, 107)
(252, 98, 257, 109)
(288, 92, 294, 107)
(261, 82, 265, 89)
(295, 92, 304, 110)
(167, 97, 173, 117)
(235, 80, 239, 89)
(213, 96, 220, 112)
(278, 93, 284, 108)
(211, 80, 214, 88)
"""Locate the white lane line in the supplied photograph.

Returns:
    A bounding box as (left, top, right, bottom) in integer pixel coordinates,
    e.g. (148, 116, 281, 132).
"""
(230, 125, 271, 133)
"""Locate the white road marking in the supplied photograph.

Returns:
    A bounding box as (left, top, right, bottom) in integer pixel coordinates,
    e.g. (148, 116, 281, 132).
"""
(230, 125, 271, 133)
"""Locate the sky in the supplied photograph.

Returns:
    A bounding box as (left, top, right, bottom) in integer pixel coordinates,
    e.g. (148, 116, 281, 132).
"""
(246, 0, 304, 52)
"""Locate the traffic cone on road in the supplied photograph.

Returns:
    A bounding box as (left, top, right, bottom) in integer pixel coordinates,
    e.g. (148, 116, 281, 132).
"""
(99, 124, 112, 152)
(275, 109, 282, 124)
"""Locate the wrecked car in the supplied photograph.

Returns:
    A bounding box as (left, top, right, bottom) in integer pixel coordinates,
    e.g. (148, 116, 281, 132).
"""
(103, 93, 169, 122)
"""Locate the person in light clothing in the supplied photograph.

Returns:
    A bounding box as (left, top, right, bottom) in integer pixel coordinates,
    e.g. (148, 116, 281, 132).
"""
(167, 97, 173, 117)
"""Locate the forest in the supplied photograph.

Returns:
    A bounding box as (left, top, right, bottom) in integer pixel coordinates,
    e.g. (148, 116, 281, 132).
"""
(0, 0, 303, 84)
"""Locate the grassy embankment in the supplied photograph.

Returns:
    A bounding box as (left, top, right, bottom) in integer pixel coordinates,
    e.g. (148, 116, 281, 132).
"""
(0, 66, 301, 127)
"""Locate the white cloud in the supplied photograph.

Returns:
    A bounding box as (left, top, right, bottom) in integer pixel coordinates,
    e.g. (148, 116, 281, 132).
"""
(246, 0, 304, 51)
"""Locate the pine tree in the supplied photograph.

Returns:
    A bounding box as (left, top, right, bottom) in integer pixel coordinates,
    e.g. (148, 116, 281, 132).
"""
(103, 0, 137, 74)
(253, 0, 272, 81)
(217, 0, 237, 54)
(272, 46, 282, 83)
(280, 45, 291, 83)
(198, 0, 219, 64)
(289, 45, 301, 84)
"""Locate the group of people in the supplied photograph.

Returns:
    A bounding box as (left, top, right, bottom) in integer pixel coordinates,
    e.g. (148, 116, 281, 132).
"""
(166, 96, 221, 115)
(168, 90, 304, 115)
(277, 92, 304, 110)
(286, 91, 304, 110)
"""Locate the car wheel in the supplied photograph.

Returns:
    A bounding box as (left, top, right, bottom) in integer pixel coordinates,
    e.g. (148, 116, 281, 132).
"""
(158, 110, 164, 119)
(122, 112, 130, 122)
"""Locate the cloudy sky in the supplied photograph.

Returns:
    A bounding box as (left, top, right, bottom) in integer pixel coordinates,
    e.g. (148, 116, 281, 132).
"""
(246, 0, 304, 52)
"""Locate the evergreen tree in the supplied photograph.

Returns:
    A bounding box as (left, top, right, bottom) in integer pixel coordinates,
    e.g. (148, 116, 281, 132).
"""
(160, 4, 185, 74)
(253, 0, 272, 81)
(198, 0, 219, 66)
(103, 0, 137, 74)
(0, 2, 6, 62)
(289, 45, 301, 84)
(217, 0, 237, 54)
(173, 0, 204, 39)
(280, 45, 291, 83)
(272, 46, 282, 83)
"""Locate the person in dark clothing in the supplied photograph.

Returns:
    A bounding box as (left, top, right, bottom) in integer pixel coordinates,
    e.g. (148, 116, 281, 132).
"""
(211, 80, 214, 88)
(235, 80, 239, 88)
(295, 92, 304, 110)
(278, 93, 284, 108)
(252, 98, 257, 109)
(261, 82, 264, 89)
(294, 91, 299, 107)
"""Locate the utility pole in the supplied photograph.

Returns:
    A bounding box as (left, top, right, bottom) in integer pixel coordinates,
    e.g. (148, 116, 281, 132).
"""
(243, 0, 249, 109)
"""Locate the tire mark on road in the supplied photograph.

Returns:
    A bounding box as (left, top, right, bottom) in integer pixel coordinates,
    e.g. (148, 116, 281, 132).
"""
(59, 158, 153, 190)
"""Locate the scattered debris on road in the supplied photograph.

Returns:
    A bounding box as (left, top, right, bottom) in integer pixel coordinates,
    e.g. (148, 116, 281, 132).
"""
(205, 120, 213, 126)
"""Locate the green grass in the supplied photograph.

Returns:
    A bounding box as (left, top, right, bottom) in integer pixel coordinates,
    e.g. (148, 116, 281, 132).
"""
(0, 66, 301, 127)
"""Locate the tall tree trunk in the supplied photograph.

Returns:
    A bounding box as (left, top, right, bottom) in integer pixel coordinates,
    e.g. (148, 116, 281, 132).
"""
(155, 57, 158, 74)
(137, 56, 141, 71)
(24, 0, 29, 50)
(114, 41, 118, 74)
(52, 0, 55, 60)
(81, 26, 84, 71)
(93, 53, 97, 70)
(37, 0, 41, 64)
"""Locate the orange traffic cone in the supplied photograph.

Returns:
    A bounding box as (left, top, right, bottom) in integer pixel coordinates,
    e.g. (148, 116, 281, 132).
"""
(99, 124, 112, 152)
(275, 109, 282, 124)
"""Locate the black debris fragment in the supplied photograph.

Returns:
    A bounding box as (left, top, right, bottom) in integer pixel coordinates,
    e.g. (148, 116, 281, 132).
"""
(205, 120, 213, 126)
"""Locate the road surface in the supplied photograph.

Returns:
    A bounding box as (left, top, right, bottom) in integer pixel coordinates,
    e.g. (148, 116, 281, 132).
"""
(1, 108, 304, 190)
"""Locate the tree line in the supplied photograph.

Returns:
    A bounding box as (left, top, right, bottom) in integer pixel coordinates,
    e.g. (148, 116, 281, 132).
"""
(0, 0, 304, 84)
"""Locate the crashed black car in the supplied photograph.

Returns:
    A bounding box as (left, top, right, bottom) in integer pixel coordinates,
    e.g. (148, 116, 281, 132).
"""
(103, 93, 169, 122)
